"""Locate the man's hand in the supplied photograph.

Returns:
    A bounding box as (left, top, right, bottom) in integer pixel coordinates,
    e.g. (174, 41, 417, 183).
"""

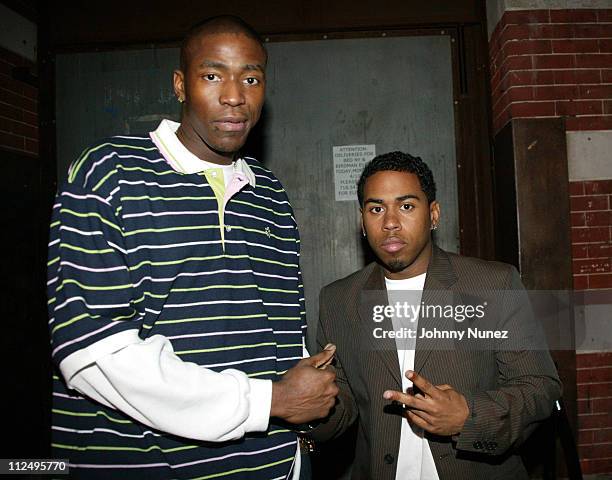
(270, 344, 339, 424)
(383, 370, 469, 436)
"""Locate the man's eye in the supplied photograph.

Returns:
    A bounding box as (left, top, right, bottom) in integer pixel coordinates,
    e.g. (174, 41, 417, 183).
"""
(204, 74, 220, 81)
(401, 204, 414, 211)
(244, 77, 260, 85)
(370, 206, 384, 213)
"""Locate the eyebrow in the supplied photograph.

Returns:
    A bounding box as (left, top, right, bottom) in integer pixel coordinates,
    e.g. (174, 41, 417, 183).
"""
(364, 194, 421, 204)
(198, 60, 265, 72)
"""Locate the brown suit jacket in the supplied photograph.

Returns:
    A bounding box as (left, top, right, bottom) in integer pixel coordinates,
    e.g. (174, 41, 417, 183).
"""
(310, 246, 562, 480)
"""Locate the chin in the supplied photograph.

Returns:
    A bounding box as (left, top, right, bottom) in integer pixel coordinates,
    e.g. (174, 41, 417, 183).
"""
(386, 259, 409, 273)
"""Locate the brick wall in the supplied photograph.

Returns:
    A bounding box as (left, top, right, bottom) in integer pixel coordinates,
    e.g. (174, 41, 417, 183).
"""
(490, 9, 612, 476)
(577, 351, 612, 475)
(571, 180, 612, 290)
(0, 46, 38, 156)
(489, 8, 612, 135)
(571, 179, 612, 475)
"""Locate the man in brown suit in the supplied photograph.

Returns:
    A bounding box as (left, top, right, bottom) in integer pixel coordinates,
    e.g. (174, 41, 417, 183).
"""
(309, 151, 561, 479)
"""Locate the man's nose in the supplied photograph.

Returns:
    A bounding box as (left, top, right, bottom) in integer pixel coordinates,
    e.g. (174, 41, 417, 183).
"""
(220, 79, 245, 106)
(383, 210, 400, 231)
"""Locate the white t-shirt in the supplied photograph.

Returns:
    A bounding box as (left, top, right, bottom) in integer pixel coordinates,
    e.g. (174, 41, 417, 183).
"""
(385, 273, 440, 480)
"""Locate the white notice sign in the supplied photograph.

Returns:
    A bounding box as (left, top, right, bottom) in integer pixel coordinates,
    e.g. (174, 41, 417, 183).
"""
(333, 144, 376, 201)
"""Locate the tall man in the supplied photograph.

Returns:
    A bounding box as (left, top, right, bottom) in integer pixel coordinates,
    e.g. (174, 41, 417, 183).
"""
(47, 16, 337, 479)
(310, 152, 561, 479)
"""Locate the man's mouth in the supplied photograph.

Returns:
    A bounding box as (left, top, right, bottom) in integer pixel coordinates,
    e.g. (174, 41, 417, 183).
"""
(215, 117, 247, 132)
(380, 238, 405, 253)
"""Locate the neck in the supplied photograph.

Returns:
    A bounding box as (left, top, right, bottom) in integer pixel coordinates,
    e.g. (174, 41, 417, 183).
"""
(176, 124, 235, 166)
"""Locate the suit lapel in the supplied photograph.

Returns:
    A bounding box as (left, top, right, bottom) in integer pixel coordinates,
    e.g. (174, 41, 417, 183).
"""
(357, 264, 402, 387)
(414, 246, 458, 374)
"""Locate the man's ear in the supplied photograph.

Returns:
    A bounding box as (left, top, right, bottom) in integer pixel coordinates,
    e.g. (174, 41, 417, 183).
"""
(430, 201, 440, 228)
(173, 70, 186, 103)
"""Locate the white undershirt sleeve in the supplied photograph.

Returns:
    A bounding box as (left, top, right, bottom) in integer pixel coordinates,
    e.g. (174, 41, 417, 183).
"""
(60, 331, 272, 442)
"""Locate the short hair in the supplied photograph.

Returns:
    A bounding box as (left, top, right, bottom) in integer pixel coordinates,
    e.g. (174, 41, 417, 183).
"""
(180, 15, 267, 72)
(357, 151, 437, 206)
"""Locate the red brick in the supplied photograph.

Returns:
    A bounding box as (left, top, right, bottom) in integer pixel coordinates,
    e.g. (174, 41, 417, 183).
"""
(533, 54, 575, 69)
(581, 458, 612, 475)
(579, 84, 612, 100)
(571, 195, 609, 211)
(570, 181, 585, 196)
(21, 83, 37, 101)
(590, 273, 612, 289)
(573, 258, 611, 275)
(534, 84, 579, 100)
(594, 428, 612, 443)
(529, 24, 556, 39)
(589, 244, 612, 258)
(598, 10, 612, 22)
(22, 110, 37, 127)
(579, 429, 595, 445)
(0, 117, 36, 138)
(501, 55, 533, 71)
(575, 69, 602, 84)
(586, 211, 612, 226)
(510, 101, 556, 117)
(577, 352, 612, 369)
(556, 100, 602, 116)
(566, 116, 612, 131)
(572, 212, 587, 227)
(0, 131, 24, 150)
(492, 94, 510, 120)
(605, 100, 612, 115)
(600, 39, 612, 53)
(553, 69, 577, 85)
(499, 24, 531, 44)
(578, 382, 612, 398)
(504, 39, 551, 56)
(550, 9, 598, 23)
(573, 24, 612, 39)
(573, 243, 588, 258)
(576, 54, 612, 69)
(579, 398, 612, 414)
(571, 226, 610, 243)
(25, 138, 38, 155)
(0, 101, 23, 121)
(507, 86, 535, 102)
(505, 10, 551, 25)
(552, 39, 599, 54)
(573, 274, 589, 290)
(578, 412, 612, 429)
(551, 24, 575, 39)
(579, 442, 612, 459)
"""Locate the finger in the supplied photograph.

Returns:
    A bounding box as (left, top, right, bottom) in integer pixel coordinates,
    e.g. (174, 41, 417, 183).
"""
(406, 407, 435, 424)
(437, 384, 453, 391)
(405, 370, 440, 398)
(406, 410, 433, 431)
(306, 344, 336, 368)
(383, 390, 429, 411)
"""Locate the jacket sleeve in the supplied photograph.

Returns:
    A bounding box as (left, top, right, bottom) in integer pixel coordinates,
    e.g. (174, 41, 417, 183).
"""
(307, 287, 359, 442)
(454, 266, 562, 455)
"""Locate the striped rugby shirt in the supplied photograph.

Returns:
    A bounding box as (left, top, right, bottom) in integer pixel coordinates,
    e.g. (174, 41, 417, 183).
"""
(47, 120, 306, 479)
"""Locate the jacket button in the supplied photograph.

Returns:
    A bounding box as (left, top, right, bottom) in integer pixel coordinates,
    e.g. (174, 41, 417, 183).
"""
(384, 454, 394, 464)
(473, 441, 483, 450)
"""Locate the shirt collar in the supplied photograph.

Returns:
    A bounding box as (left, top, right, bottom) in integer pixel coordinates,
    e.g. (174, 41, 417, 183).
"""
(149, 119, 256, 186)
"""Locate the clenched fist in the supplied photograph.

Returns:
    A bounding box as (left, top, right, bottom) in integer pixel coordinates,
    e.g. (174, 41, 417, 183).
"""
(271, 345, 339, 424)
